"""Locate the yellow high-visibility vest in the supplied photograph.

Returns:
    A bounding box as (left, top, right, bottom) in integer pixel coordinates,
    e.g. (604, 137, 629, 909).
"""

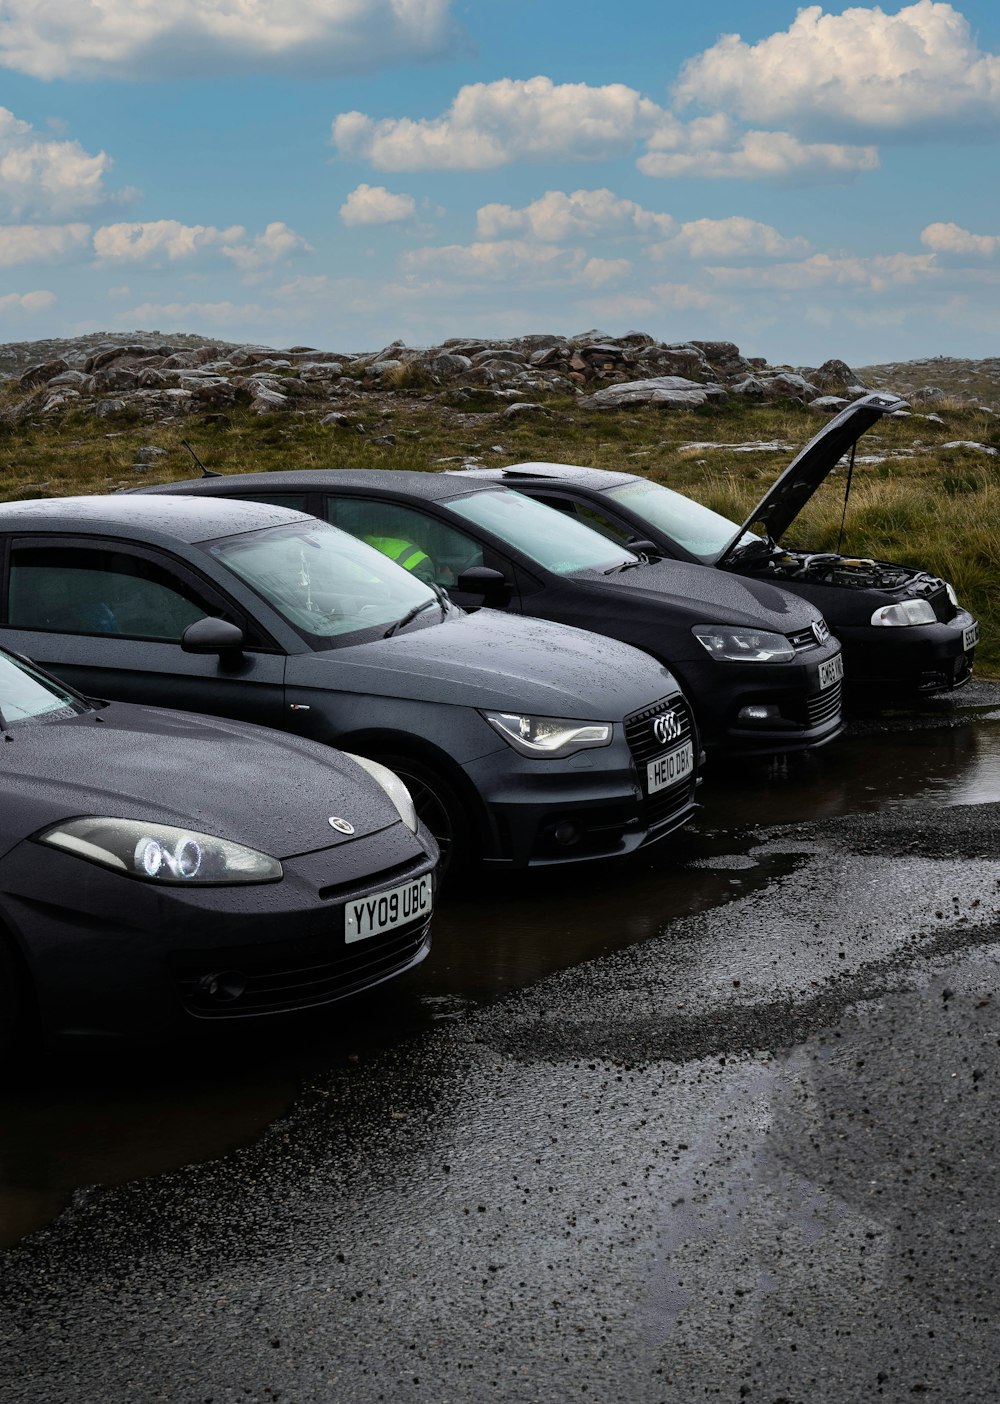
(364, 535, 430, 574)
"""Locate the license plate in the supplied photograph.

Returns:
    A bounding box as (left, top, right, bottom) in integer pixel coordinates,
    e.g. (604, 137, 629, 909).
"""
(964, 621, 980, 651)
(818, 653, 844, 690)
(345, 875, 433, 943)
(647, 739, 695, 794)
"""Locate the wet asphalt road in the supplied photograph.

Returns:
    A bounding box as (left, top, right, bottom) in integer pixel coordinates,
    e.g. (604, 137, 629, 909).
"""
(3, 698, 1000, 1402)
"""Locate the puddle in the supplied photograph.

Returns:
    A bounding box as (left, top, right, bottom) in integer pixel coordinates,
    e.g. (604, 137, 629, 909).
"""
(3, 717, 1000, 1247)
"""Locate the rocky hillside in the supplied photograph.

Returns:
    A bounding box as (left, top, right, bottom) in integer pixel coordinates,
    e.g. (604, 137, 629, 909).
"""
(6, 328, 993, 434)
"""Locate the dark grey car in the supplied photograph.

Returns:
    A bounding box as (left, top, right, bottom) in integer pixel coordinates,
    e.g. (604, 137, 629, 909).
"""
(0, 644, 436, 1045)
(0, 496, 700, 872)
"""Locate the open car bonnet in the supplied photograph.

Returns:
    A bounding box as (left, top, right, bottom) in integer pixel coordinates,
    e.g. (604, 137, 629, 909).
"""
(716, 392, 908, 566)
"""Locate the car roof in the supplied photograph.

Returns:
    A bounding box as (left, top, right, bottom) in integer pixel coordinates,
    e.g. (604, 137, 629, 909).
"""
(455, 463, 637, 490)
(137, 468, 503, 504)
(0, 492, 313, 544)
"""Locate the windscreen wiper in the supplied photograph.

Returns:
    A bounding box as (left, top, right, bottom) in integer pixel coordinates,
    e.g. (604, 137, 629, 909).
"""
(603, 556, 645, 575)
(383, 594, 439, 638)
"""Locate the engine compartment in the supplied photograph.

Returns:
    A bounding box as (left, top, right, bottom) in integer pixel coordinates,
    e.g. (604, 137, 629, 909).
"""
(758, 549, 943, 595)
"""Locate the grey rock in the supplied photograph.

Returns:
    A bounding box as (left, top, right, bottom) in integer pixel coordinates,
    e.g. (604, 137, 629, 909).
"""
(135, 446, 167, 463)
(250, 387, 288, 413)
(731, 376, 770, 399)
(19, 358, 69, 390)
(910, 386, 946, 402)
(365, 359, 404, 378)
(320, 412, 354, 428)
(582, 376, 727, 410)
(809, 395, 851, 413)
(471, 349, 527, 367)
(811, 358, 856, 391)
(90, 398, 128, 418)
(941, 441, 998, 455)
(503, 402, 549, 419)
(764, 372, 820, 402)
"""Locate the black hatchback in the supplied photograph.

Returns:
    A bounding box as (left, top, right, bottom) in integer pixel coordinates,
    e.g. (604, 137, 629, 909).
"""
(136, 470, 846, 758)
(460, 393, 979, 696)
(0, 495, 700, 873)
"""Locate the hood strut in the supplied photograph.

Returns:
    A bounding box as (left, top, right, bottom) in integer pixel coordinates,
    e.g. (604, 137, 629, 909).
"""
(836, 442, 857, 555)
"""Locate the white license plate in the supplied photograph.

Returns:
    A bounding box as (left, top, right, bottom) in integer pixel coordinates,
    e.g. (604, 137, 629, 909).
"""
(345, 875, 433, 943)
(647, 739, 695, 794)
(964, 621, 980, 651)
(818, 653, 844, 690)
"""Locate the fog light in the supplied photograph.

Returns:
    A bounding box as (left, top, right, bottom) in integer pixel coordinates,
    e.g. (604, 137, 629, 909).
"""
(738, 704, 781, 723)
(552, 821, 580, 847)
(198, 970, 247, 1003)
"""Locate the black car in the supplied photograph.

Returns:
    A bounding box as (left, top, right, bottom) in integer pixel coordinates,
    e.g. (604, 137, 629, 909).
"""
(0, 644, 437, 1046)
(135, 471, 846, 759)
(460, 393, 979, 696)
(0, 496, 700, 872)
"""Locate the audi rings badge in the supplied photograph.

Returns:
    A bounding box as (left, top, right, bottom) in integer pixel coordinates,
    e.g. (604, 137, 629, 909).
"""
(652, 711, 682, 746)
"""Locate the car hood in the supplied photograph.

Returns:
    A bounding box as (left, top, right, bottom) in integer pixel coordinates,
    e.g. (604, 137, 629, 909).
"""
(581, 558, 824, 630)
(0, 702, 404, 860)
(717, 392, 908, 563)
(294, 608, 680, 718)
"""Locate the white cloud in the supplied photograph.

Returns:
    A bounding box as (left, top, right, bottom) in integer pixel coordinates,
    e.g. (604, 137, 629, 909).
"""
(0, 107, 112, 219)
(93, 219, 310, 270)
(401, 238, 626, 289)
(921, 221, 1000, 257)
(333, 76, 664, 170)
(707, 251, 938, 291)
(113, 299, 269, 328)
(652, 217, 811, 261)
(340, 184, 417, 226)
(649, 282, 721, 311)
(0, 223, 91, 267)
(639, 127, 878, 181)
(0, 289, 56, 313)
(675, 2, 1000, 135)
(0, 0, 461, 80)
(476, 189, 675, 242)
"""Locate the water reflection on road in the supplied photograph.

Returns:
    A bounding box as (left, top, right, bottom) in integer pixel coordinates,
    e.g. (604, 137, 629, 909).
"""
(2, 717, 999, 1247)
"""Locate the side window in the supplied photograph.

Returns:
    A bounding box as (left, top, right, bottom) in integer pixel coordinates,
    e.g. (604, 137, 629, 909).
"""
(533, 494, 632, 546)
(323, 498, 484, 588)
(8, 546, 215, 642)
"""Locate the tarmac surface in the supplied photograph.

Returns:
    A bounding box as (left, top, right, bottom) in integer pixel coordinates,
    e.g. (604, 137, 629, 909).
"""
(2, 690, 1000, 1403)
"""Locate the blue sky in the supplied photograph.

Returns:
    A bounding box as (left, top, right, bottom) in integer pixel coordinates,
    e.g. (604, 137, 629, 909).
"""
(1, 0, 998, 365)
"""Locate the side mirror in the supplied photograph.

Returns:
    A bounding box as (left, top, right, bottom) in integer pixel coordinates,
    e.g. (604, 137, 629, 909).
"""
(181, 617, 245, 656)
(455, 566, 509, 607)
(626, 538, 663, 560)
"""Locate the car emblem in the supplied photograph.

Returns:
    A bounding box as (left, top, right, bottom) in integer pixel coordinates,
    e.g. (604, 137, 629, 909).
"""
(812, 619, 830, 645)
(328, 817, 355, 834)
(652, 711, 682, 746)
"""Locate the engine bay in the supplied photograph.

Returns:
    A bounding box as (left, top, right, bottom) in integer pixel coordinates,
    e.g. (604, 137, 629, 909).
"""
(758, 548, 943, 595)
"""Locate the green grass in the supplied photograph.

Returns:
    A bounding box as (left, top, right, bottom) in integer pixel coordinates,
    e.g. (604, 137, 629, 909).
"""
(1, 386, 998, 675)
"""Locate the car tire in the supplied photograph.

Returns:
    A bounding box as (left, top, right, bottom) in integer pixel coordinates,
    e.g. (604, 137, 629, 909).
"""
(369, 753, 472, 879)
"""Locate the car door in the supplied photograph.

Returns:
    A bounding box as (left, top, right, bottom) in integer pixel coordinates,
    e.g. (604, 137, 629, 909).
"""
(0, 535, 287, 726)
(320, 496, 520, 611)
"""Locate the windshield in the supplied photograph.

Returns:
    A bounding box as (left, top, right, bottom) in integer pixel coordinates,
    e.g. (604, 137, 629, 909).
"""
(0, 650, 87, 729)
(207, 520, 437, 646)
(449, 488, 631, 574)
(604, 480, 761, 562)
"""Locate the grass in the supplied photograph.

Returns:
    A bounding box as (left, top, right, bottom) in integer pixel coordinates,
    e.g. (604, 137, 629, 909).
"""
(1, 384, 998, 675)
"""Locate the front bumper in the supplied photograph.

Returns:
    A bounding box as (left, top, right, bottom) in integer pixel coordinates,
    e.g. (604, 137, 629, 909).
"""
(0, 823, 435, 1041)
(466, 692, 700, 868)
(838, 610, 978, 694)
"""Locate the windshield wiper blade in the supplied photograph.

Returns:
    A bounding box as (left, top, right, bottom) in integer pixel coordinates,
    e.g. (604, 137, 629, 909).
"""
(383, 595, 438, 638)
(603, 556, 645, 575)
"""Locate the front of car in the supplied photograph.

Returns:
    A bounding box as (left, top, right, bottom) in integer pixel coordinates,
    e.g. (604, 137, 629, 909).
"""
(0, 648, 437, 1041)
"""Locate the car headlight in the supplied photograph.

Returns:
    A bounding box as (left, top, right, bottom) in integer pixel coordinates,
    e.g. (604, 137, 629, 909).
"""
(870, 599, 937, 627)
(38, 817, 282, 884)
(343, 753, 418, 833)
(691, 625, 795, 663)
(482, 711, 612, 758)
(945, 583, 959, 608)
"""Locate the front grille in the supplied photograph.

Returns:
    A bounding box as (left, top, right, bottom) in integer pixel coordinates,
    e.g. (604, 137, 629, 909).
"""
(807, 679, 843, 728)
(624, 693, 697, 828)
(789, 626, 820, 651)
(171, 913, 431, 1019)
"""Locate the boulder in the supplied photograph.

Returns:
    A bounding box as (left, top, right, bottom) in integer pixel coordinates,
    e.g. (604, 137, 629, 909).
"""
(19, 358, 69, 390)
(581, 376, 727, 410)
(503, 402, 549, 419)
(808, 395, 851, 413)
(811, 358, 856, 392)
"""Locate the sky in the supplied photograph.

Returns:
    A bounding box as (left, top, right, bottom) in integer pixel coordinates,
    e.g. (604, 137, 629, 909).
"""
(0, 0, 998, 365)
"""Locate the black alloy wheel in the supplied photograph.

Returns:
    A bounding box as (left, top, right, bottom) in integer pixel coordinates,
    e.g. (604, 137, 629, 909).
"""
(371, 753, 471, 879)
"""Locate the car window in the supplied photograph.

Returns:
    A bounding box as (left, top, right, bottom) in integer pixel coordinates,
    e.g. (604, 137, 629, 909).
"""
(532, 494, 632, 546)
(323, 497, 484, 588)
(207, 519, 436, 647)
(7, 546, 215, 641)
(603, 481, 757, 561)
(447, 488, 632, 574)
(0, 649, 86, 728)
